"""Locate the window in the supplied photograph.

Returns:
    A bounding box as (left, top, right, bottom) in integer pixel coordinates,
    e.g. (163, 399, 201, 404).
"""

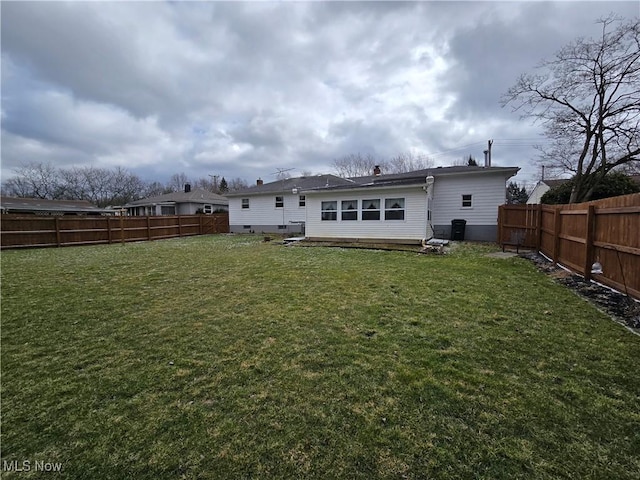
(462, 194, 473, 208)
(278, 225, 287, 230)
(243, 225, 251, 229)
(203, 205, 213, 214)
(275, 196, 284, 208)
(362, 199, 381, 220)
(384, 198, 405, 220)
(299, 195, 306, 207)
(321, 201, 337, 221)
(341, 200, 358, 220)
(242, 198, 250, 209)
(161, 205, 176, 215)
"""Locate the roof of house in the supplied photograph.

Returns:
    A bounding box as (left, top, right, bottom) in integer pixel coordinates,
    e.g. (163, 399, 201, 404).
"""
(541, 179, 570, 188)
(304, 165, 520, 192)
(225, 174, 354, 196)
(538, 174, 640, 189)
(0, 196, 115, 214)
(124, 188, 228, 207)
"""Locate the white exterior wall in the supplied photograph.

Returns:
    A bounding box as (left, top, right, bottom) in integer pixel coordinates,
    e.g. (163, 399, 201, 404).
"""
(305, 187, 429, 242)
(229, 193, 306, 232)
(431, 174, 506, 226)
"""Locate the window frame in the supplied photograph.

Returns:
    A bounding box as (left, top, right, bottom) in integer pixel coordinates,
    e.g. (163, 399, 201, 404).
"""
(341, 199, 358, 221)
(241, 198, 250, 209)
(299, 195, 306, 207)
(384, 198, 405, 221)
(321, 201, 337, 221)
(461, 194, 473, 208)
(275, 196, 284, 208)
(362, 199, 381, 221)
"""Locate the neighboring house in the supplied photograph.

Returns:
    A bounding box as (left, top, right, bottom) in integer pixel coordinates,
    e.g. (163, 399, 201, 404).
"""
(124, 185, 228, 216)
(0, 197, 116, 216)
(526, 179, 569, 204)
(226, 175, 354, 234)
(527, 175, 640, 203)
(303, 165, 519, 243)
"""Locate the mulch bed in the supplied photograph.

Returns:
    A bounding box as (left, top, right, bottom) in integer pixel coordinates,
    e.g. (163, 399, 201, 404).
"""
(520, 252, 640, 333)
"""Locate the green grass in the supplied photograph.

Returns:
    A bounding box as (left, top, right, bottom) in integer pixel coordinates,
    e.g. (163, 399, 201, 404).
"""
(1, 235, 639, 479)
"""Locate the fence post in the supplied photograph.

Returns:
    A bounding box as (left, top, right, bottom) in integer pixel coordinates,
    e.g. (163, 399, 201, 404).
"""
(497, 206, 503, 246)
(107, 217, 112, 244)
(55, 217, 61, 247)
(552, 207, 561, 265)
(199, 214, 203, 235)
(583, 205, 596, 281)
(535, 204, 542, 252)
(147, 216, 152, 241)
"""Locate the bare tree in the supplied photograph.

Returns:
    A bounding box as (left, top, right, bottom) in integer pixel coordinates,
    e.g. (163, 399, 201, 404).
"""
(332, 153, 386, 177)
(228, 177, 249, 191)
(192, 177, 216, 192)
(144, 181, 170, 197)
(387, 152, 435, 173)
(168, 173, 191, 192)
(451, 155, 479, 167)
(2, 163, 147, 207)
(502, 16, 640, 202)
(2, 162, 62, 199)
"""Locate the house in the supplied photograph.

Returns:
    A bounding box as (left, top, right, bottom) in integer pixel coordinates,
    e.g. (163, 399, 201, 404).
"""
(0, 196, 116, 216)
(527, 179, 569, 204)
(527, 175, 640, 203)
(227, 165, 519, 242)
(303, 165, 520, 243)
(226, 175, 354, 234)
(124, 184, 228, 216)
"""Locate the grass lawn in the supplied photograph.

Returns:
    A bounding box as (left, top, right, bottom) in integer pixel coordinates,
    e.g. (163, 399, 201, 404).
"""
(1, 235, 639, 479)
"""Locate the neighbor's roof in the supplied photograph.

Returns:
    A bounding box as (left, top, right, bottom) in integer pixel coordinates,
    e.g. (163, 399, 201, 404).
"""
(226, 174, 354, 196)
(125, 188, 228, 206)
(0, 196, 115, 214)
(303, 165, 520, 193)
(539, 175, 640, 189)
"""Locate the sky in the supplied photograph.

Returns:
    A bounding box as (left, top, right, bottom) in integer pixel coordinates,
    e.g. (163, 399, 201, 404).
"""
(2, 1, 638, 189)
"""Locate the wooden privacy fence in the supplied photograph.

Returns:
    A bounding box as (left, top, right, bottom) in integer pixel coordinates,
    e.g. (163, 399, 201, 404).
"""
(0, 213, 229, 250)
(498, 193, 640, 299)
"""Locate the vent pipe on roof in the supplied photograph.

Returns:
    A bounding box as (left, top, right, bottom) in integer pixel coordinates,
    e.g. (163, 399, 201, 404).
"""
(257, 178, 263, 186)
(484, 139, 493, 167)
(374, 165, 381, 176)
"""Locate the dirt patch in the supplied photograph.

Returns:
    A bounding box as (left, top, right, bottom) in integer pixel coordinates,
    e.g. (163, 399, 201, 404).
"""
(520, 252, 640, 334)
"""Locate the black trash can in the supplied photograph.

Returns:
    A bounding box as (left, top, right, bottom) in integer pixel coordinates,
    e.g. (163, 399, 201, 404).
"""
(451, 219, 467, 241)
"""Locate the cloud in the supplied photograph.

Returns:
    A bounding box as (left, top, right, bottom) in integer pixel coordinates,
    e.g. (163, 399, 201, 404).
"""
(2, 1, 638, 187)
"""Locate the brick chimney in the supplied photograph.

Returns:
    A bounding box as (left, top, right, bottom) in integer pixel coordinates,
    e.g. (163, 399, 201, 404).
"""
(184, 183, 191, 193)
(257, 178, 263, 186)
(373, 165, 381, 176)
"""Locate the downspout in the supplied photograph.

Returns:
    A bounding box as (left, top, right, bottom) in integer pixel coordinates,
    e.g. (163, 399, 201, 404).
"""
(424, 175, 435, 242)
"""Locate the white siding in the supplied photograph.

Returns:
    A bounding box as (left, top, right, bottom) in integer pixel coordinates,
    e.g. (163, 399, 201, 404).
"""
(305, 187, 429, 242)
(527, 182, 550, 204)
(431, 174, 506, 226)
(229, 193, 306, 228)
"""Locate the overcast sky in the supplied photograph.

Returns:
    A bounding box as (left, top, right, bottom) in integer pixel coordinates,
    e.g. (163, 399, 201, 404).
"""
(2, 1, 638, 188)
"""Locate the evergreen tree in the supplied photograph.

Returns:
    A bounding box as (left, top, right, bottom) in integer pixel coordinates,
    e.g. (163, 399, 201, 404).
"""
(506, 181, 528, 204)
(218, 177, 229, 194)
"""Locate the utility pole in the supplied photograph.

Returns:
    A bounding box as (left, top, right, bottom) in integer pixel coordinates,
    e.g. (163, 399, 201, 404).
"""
(487, 139, 493, 167)
(208, 174, 219, 192)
